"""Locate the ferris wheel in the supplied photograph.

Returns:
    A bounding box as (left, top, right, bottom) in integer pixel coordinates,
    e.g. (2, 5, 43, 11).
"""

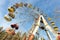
(4, 2, 60, 40)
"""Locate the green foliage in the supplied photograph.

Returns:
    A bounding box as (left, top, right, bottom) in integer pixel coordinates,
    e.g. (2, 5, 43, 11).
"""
(0, 27, 45, 40)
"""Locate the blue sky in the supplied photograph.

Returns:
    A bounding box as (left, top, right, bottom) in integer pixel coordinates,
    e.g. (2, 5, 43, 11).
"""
(0, 0, 60, 40)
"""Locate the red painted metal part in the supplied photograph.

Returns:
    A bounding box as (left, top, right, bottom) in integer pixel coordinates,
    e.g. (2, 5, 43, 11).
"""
(57, 35, 60, 40)
(28, 34, 34, 40)
(57, 32, 60, 40)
